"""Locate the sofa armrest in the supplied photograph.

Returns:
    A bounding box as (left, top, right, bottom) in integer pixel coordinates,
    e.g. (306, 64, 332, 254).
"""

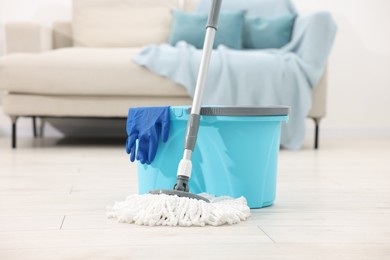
(53, 22, 73, 49)
(5, 22, 52, 54)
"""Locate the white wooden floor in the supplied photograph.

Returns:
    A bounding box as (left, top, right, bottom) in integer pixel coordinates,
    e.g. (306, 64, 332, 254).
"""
(0, 134, 389, 259)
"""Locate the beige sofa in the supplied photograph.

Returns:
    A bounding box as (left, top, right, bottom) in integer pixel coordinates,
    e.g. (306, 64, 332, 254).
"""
(0, 0, 326, 149)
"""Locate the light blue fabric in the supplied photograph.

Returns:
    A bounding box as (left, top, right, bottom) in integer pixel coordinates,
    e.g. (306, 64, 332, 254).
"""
(244, 14, 296, 49)
(169, 10, 245, 49)
(133, 11, 337, 150)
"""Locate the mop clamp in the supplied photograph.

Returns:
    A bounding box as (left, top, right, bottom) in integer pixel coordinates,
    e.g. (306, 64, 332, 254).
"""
(173, 175, 190, 192)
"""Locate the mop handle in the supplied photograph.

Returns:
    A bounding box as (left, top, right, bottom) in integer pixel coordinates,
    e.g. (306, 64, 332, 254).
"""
(185, 0, 222, 153)
(174, 0, 222, 188)
(191, 0, 222, 115)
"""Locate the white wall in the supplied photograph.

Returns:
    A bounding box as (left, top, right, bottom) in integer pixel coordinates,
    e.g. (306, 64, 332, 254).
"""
(0, 0, 2, 104)
(0, 0, 72, 56)
(294, 0, 390, 132)
(0, 0, 390, 132)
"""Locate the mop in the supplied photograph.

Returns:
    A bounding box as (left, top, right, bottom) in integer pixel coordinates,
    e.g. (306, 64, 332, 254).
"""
(107, 0, 251, 226)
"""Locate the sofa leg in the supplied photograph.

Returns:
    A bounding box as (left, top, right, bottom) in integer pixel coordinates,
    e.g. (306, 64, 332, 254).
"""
(32, 116, 38, 138)
(39, 118, 45, 137)
(11, 116, 19, 149)
(313, 118, 320, 149)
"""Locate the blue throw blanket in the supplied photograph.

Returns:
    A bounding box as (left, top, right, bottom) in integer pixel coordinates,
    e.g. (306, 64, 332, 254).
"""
(133, 12, 336, 149)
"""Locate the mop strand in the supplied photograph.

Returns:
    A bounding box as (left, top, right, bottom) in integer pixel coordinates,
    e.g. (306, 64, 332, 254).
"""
(106, 193, 251, 226)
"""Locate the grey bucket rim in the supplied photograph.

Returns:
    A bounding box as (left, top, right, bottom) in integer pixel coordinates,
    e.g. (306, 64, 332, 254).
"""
(186, 106, 290, 116)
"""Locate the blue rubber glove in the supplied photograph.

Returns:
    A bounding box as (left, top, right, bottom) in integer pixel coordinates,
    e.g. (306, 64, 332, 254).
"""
(126, 106, 170, 164)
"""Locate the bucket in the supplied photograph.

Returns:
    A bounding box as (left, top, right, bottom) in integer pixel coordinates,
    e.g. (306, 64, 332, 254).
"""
(137, 106, 289, 208)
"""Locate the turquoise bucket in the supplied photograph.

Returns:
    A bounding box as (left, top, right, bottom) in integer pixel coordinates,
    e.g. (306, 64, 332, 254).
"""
(137, 106, 289, 208)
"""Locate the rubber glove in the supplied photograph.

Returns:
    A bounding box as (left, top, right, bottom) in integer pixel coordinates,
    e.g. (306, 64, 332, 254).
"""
(126, 106, 170, 164)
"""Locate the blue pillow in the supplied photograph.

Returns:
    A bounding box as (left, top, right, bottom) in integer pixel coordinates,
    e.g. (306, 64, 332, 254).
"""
(243, 14, 297, 49)
(196, 0, 298, 17)
(169, 10, 245, 49)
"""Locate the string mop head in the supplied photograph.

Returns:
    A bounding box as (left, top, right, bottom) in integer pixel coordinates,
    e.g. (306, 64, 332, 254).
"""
(106, 193, 250, 227)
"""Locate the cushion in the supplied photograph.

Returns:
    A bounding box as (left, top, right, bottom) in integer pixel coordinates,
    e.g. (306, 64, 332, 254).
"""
(182, 0, 199, 12)
(72, 0, 180, 47)
(243, 14, 296, 49)
(2, 94, 192, 117)
(169, 10, 245, 49)
(196, 0, 297, 17)
(0, 48, 188, 97)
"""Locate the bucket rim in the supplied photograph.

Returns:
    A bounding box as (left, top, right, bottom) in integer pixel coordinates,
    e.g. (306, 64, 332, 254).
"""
(185, 106, 290, 116)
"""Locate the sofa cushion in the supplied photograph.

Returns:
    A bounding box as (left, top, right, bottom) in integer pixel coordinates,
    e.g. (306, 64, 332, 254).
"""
(243, 14, 297, 49)
(169, 10, 245, 49)
(72, 0, 180, 47)
(2, 94, 192, 117)
(0, 48, 188, 97)
(196, 0, 297, 16)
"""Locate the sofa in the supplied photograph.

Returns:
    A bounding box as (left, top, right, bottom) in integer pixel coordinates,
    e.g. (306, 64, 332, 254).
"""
(0, 0, 327, 149)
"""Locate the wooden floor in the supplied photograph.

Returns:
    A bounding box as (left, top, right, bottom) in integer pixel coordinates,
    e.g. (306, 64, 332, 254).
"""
(0, 134, 389, 259)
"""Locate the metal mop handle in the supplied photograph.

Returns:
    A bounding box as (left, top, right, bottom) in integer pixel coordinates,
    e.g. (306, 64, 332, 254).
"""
(174, 0, 222, 192)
